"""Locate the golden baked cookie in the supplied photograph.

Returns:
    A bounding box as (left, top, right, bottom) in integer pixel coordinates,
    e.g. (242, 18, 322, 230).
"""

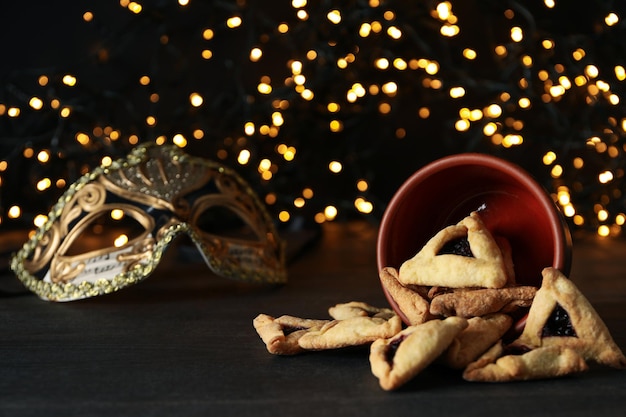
(328, 301, 396, 321)
(494, 235, 516, 286)
(369, 317, 468, 390)
(462, 340, 588, 382)
(297, 312, 403, 351)
(378, 267, 433, 325)
(443, 313, 513, 369)
(253, 314, 330, 355)
(398, 211, 508, 289)
(512, 267, 626, 369)
(429, 286, 537, 318)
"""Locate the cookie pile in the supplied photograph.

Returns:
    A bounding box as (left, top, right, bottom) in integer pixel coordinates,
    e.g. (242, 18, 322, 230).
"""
(253, 211, 626, 391)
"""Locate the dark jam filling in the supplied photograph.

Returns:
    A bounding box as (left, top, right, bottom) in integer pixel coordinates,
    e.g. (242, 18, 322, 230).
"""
(437, 237, 474, 257)
(385, 334, 407, 364)
(541, 304, 577, 337)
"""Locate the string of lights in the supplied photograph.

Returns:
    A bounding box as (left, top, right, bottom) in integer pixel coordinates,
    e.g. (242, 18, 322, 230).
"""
(0, 0, 625, 238)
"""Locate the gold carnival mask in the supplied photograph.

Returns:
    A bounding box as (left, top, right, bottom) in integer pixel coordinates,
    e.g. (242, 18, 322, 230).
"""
(11, 143, 286, 301)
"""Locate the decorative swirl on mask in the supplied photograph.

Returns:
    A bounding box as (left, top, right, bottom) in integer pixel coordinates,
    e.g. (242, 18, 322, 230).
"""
(60, 183, 108, 236)
(22, 223, 62, 274)
(23, 183, 108, 275)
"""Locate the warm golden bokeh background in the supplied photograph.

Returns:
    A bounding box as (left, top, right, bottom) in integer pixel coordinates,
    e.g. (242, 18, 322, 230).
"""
(1, 0, 625, 238)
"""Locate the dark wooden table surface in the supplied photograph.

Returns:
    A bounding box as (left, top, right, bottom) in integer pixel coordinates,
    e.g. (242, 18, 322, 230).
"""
(1, 221, 625, 417)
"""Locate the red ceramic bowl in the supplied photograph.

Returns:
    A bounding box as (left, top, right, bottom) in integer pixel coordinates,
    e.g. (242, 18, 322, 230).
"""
(376, 153, 572, 323)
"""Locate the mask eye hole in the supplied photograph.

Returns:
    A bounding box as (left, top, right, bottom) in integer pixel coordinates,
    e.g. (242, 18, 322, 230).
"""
(64, 208, 150, 256)
(193, 205, 260, 241)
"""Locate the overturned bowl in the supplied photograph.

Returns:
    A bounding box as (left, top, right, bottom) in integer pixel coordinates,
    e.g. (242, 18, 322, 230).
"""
(376, 153, 572, 323)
